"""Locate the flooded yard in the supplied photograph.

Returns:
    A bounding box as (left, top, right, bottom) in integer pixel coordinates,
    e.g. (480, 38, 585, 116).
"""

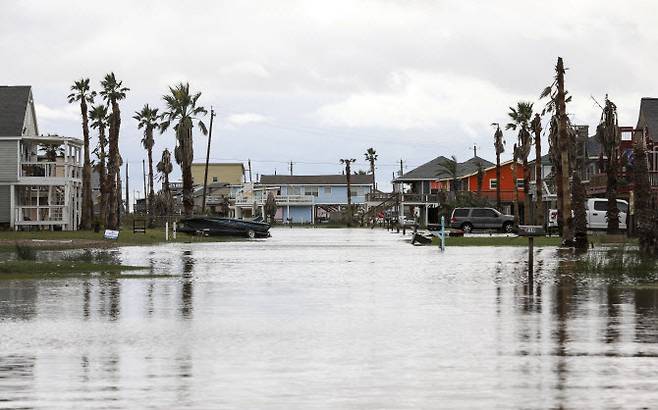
(1, 228, 657, 408)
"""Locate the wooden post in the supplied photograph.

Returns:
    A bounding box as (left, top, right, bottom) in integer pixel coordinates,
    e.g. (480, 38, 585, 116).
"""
(528, 236, 534, 288)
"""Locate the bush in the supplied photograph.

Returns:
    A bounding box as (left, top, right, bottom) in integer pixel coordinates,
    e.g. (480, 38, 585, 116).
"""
(15, 243, 37, 260)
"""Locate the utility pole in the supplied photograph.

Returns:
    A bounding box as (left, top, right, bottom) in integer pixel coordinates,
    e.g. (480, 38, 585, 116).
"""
(248, 159, 253, 183)
(289, 161, 293, 176)
(142, 159, 147, 212)
(125, 163, 129, 214)
(399, 159, 404, 177)
(202, 107, 216, 214)
(473, 144, 477, 157)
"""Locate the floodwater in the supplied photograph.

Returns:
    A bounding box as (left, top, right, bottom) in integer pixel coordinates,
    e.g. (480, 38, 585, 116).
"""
(1, 228, 657, 409)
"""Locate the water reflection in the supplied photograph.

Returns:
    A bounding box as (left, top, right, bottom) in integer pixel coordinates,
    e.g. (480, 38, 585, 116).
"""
(0, 229, 657, 408)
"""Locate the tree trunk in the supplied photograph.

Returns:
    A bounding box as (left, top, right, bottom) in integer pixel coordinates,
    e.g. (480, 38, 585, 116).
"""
(496, 153, 501, 211)
(633, 135, 654, 254)
(572, 173, 588, 249)
(181, 125, 195, 216)
(147, 140, 155, 227)
(370, 161, 376, 191)
(533, 115, 544, 227)
(80, 99, 94, 229)
(523, 157, 530, 224)
(512, 146, 519, 226)
(556, 57, 573, 245)
(98, 127, 107, 226)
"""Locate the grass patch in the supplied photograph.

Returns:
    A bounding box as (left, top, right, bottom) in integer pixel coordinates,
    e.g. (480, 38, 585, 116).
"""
(571, 246, 658, 279)
(0, 227, 236, 251)
(0, 260, 156, 280)
(430, 235, 563, 247)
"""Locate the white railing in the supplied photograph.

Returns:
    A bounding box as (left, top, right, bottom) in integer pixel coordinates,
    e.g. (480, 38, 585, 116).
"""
(15, 205, 66, 224)
(234, 194, 315, 207)
(20, 161, 82, 179)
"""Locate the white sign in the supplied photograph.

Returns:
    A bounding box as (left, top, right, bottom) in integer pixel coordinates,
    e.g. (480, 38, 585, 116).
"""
(104, 229, 119, 240)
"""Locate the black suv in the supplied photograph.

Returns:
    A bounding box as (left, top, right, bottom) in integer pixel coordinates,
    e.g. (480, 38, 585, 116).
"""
(450, 207, 515, 233)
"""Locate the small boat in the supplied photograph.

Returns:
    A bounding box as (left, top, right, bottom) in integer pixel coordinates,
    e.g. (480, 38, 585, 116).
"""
(177, 216, 271, 238)
(411, 231, 434, 245)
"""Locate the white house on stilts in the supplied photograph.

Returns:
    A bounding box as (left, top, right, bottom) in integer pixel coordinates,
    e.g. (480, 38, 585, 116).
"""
(0, 86, 83, 231)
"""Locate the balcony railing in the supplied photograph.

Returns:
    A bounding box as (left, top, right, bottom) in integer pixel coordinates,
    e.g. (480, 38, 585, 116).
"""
(235, 194, 316, 207)
(400, 193, 441, 203)
(14, 205, 66, 225)
(20, 162, 81, 179)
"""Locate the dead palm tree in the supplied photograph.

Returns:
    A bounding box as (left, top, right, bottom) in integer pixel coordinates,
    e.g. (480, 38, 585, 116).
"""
(89, 104, 109, 225)
(531, 113, 544, 226)
(506, 101, 533, 224)
(632, 133, 655, 254)
(540, 57, 574, 245)
(364, 147, 378, 191)
(160, 83, 208, 216)
(156, 148, 174, 216)
(492, 123, 505, 210)
(512, 144, 520, 226)
(100, 73, 129, 229)
(340, 158, 356, 226)
(134, 104, 161, 224)
(67, 78, 96, 229)
(595, 95, 621, 234)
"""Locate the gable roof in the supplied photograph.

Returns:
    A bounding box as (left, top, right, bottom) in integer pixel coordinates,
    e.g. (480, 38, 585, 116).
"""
(260, 174, 373, 185)
(0, 86, 32, 136)
(637, 98, 658, 141)
(394, 155, 494, 182)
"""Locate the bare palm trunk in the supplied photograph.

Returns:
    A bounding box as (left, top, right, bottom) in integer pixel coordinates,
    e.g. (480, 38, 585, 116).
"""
(370, 160, 376, 191)
(556, 57, 573, 244)
(98, 127, 107, 225)
(80, 99, 94, 229)
(633, 134, 655, 254)
(533, 115, 544, 227)
(147, 141, 155, 226)
(346, 169, 353, 227)
(512, 146, 519, 225)
(606, 157, 620, 234)
(523, 157, 530, 224)
(496, 153, 501, 211)
(181, 126, 195, 216)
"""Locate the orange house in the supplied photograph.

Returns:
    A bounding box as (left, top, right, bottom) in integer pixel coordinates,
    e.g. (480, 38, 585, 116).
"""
(460, 159, 527, 202)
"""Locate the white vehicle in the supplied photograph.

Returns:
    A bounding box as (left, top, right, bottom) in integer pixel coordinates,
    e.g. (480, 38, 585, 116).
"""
(586, 198, 628, 230)
(547, 198, 629, 230)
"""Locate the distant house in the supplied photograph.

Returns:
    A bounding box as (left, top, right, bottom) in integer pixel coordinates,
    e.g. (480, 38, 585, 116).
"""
(233, 174, 374, 223)
(0, 86, 83, 230)
(391, 155, 532, 224)
(190, 163, 244, 186)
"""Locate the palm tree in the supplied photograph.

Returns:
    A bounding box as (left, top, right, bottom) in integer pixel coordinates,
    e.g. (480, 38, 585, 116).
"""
(160, 83, 208, 216)
(89, 104, 109, 225)
(540, 57, 574, 245)
(340, 158, 356, 226)
(364, 147, 378, 191)
(571, 172, 588, 249)
(506, 101, 534, 224)
(67, 78, 96, 229)
(157, 148, 174, 216)
(595, 96, 621, 234)
(100, 73, 129, 229)
(441, 155, 459, 193)
(134, 104, 161, 224)
(492, 123, 505, 210)
(531, 113, 544, 226)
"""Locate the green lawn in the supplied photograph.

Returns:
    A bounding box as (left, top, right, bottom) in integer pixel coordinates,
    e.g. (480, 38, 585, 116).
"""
(0, 227, 238, 250)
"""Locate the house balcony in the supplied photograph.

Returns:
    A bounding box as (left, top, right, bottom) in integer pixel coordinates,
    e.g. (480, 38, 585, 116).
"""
(400, 193, 442, 204)
(234, 194, 315, 207)
(14, 205, 68, 226)
(587, 171, 658, 195)
(20, 161, 82, 183)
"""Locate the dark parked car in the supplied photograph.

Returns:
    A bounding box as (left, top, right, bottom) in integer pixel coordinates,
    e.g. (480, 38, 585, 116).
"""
(450, 207, 514, 233)
(178, 217, 271, 238)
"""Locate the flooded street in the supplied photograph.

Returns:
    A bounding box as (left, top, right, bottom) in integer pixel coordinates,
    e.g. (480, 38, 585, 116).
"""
(1, 228, 658, 409)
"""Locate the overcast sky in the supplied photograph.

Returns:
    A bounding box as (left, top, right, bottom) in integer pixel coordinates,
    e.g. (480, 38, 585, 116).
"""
(2, 0, 657, 192)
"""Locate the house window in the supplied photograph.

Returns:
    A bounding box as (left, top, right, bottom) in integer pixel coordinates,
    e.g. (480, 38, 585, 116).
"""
(324, 186, 332, 194)
(489, 179, 497, 190)
(516, 179, 524, 189)
(288, 186, 301, 195)
(305, 186, 319, 197)
(212, 176, 218, 183)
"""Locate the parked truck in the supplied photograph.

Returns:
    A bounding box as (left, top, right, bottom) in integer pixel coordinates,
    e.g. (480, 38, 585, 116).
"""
(548, 198, 628, 231)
